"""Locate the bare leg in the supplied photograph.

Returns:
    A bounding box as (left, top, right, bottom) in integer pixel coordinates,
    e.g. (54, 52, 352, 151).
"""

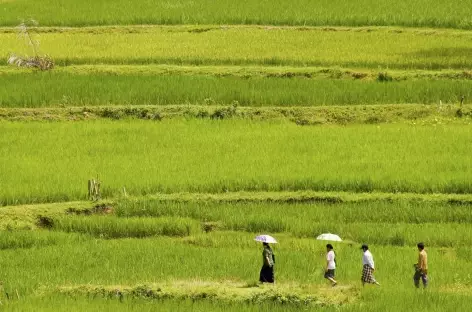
(327, 277, 337, 286)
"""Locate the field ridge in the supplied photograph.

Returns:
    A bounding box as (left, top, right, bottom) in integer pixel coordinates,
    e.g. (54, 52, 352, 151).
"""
(54, 281, 358, 306)
(1, 104, 470, 124)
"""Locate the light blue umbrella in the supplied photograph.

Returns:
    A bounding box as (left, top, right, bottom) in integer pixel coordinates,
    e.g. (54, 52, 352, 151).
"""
(254, 235, 278, 244)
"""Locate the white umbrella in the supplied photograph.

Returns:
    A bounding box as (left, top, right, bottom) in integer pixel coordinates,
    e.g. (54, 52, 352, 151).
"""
(316, 233, 342, 242)
(254, 234, 278, 244)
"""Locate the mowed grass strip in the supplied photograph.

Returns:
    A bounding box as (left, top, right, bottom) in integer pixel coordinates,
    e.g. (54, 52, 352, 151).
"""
(0, 0, 471, 29)
(0, 120, 470, 205)
(1, 72, 472, 108)
(2, 27, 472, 69)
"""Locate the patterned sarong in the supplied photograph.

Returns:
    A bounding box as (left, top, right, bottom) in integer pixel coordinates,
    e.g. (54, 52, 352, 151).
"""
(361, 264, 377, 283)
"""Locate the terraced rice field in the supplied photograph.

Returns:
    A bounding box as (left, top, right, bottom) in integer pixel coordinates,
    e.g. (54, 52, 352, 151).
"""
(1, 0, 472, 311)
(1, 0, 471, 28)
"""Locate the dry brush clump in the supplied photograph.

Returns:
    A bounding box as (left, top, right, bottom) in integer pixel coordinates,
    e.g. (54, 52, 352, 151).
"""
(7, 20, 54, 71)
(7, 54, 54, 70)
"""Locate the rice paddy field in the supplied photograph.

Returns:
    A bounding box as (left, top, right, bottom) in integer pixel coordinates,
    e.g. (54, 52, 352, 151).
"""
(0, 0, 471, 28)
(1, 1, 472, 311)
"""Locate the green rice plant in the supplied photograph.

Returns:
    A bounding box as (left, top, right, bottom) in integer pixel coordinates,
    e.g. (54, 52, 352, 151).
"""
(340, 288, 472, 312)
(1, 72, 472, 108)
(0, 120, 470, 205)
(0, 229, 472, 310)
(51, 216, 201, 238)
(0, 0, 471, 29)
(1, 233, 472, 296)
(116, 200, 472, 227)
(1, 27, 471, 69)
(0, 230, 79, 249)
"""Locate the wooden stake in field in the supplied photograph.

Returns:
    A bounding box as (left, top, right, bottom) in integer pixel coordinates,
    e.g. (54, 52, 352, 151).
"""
(88, 175, 101, 201)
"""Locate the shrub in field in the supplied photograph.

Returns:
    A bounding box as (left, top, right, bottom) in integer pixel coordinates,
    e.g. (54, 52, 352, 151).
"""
(210, 104, 238, 119)
(377, 72, 393, 82)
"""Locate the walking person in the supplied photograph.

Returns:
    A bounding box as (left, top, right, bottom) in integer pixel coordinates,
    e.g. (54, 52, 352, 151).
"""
(259, 242, 275, 283)
(361, 244, 380, 286)
(324, 244, 337, 286)
(414, 242, 428, 288)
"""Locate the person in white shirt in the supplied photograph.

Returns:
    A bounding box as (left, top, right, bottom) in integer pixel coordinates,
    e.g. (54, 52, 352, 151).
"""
(361, 244, 380, 286)
(324, 244, 337, 286)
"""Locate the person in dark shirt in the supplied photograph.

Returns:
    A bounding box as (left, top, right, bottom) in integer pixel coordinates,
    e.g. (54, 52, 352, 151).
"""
(259, 242, 275, 283)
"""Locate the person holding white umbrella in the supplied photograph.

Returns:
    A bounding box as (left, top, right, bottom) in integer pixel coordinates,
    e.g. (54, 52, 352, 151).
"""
(254, 235, 276, 283)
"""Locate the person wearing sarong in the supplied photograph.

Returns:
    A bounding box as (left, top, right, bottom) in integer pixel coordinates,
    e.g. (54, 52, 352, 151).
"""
(361, 244, 380, 286)
(414, 242, 428, 288)
(259, 242, 275, 283)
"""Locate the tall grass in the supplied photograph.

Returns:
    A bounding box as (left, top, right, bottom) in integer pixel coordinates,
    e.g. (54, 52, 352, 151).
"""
(0, 230, 80, 249)
(2, 233, 471, 310)
(1, 27, 471, 69)
(1, 72, 471, 108)
(116, 200, 472, 247)
(1, 233, 472, 297)
(52, 216, 201, 238)
(0, 0, 471, 29)
(0, 120, 470, 205)
(117, 200, 472, 227)
(342, 288, 472, 312)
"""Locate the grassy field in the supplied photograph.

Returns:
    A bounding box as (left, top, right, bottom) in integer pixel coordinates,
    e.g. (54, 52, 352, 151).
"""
(0, 191, 470, 311)
(2, 26, 472, 69)
(2, 1, 472, 311)
(0, 0, 471, 29)
(1, 72, 471, 108)
(0, 119, 471, 205)
(2, 218, 472, 310)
